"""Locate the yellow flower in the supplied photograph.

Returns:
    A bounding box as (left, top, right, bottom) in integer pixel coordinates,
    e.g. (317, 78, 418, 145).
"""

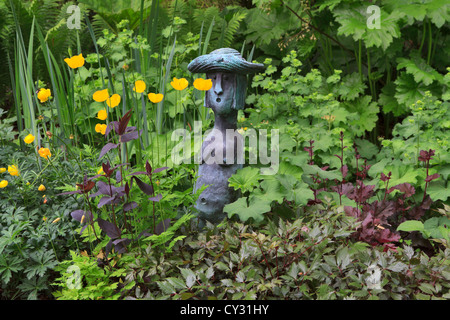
(193, 78, 213, 91)
(106, 94, 121, 108)
(170, 77, 189, 91)
(8, 165, 19, 176)
(133, 80, 146, 93)
(0, 168, 6, 173)
(95, 123, 107, 135)
(0, 180, 8, 188)
(64, 53, 85, 69)
(93, 89, 109, 102)
(97, 109, 108, 120)
(37, 88, 51, 103)
(148, 93, 164, 103)
(38, 147, 52, 159)
(24, 133, 35, 144)
(52, 217, 61, 224)
(42, 216, 47, 222)
(38, 184, 46, 191)
(97, 167, 104, 175)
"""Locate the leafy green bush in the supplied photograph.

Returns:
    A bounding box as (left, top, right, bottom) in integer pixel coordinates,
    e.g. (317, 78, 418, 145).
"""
(71, 201, 449, 300)
(0, 144, 87, 299)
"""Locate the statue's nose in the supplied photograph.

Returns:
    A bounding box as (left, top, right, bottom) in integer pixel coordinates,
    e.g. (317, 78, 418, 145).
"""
(214, 81, 223, 95)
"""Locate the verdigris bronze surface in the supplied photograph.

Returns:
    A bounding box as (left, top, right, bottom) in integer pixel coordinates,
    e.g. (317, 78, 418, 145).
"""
(188, 48, 265, 225)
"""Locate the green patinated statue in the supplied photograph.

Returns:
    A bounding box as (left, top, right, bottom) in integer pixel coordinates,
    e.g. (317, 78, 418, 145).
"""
(188, 48, 265, 225)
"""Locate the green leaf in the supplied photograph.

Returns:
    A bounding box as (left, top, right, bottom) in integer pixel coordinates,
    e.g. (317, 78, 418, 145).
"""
(344, 95, 380, 136)
(224, 196, 272, 223)
(394, 73, 428, 107)
(426, 181, 450, 202)
(334, 3, 401, 50)
(253, 179, 285, 205)
(302, 164, 343, 181)
(397, 54, 444, 86)
(228, 166, 260, 193)
(338, 73, 367, 101)
(156, 281, 176, 295)
(384, 163, 419, 186)
(397, 220, 424, 232)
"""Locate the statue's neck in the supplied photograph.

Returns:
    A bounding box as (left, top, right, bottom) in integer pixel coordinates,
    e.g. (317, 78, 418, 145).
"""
(213, 111, 238, 131)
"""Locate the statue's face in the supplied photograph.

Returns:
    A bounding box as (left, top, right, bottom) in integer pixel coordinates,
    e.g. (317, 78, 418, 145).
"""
(206, 72, 236, 115)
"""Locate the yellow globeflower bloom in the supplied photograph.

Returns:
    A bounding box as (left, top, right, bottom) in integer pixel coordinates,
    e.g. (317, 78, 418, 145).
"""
(106, 94, 121, 108)
(97, 109, 108, 120)
(133, 80, 146, 93)
(193, 78, 213, 91)
(24, 133, 35, 144)
(38, 184, 46, 191)
(0, 180, 8, 188)
(0, 167, 7, 173)
(170, 77, 189, 91)
(148, 93, 164, 103)
(52, 217, 61, 224)
(38, 147, 52, 159)
(8, 165, 19, 176)
(37, 88, 51, 103)
(95, 123, 107, 135)
(93, 89, 109, 102)
(64, 53, 85, 69)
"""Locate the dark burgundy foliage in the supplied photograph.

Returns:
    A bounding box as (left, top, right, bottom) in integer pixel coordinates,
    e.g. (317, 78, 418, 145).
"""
(306, 134, 440, 252)
(57, 109, 170, 259)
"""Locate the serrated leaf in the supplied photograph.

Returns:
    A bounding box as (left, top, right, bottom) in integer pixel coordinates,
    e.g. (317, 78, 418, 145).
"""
(166, 277, 187, 290)
(426, 181, 450, 202)
(157, 281, 176, 295)
(397, 54, 444, 86)
(224, 196, 271, 223)
(228, 166, 260, 193)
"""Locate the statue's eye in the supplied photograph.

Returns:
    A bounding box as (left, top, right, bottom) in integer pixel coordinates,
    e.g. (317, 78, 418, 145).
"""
(223, 75, 228, 81)
(213, 75, 217, 80)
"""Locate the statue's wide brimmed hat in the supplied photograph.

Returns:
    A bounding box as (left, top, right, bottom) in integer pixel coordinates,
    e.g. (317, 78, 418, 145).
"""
(188, 48, 265, 75)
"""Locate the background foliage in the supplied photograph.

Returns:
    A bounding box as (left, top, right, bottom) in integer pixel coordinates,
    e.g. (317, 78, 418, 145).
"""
(0, 0, 449, 300)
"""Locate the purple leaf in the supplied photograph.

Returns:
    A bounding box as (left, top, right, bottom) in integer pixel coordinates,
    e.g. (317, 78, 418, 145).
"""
(425, 173, 440, 183)
(340, 165, 348, 179)
(105, 121, 119, 136)
(123, 201, 138, 212)
(131, 176, 154, 195)
(99, 143, 119, 160)
(145, 160, 152, 176)
(152, 167, 169, 174)
(113, 238, 131, 254)
(389, 183, 415, 198)
(127, 171, 147, 176)
(120, 130, 140, 143)
(97, 218, 121, 239)
(97, 195, 115, 208)
(149, 193, 162, 202)
(118, 109, 133, 135)
(155, 218, 171, 235)
(71, 210, 86, 222)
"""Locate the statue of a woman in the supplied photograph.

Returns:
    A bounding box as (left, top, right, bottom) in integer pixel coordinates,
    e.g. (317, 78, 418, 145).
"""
(188, 48, 265, 225)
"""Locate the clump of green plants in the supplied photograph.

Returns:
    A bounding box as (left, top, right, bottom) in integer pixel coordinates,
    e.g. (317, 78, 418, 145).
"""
(54, 108, 200, 275)
(120, 204, 450, 300)
(0, 143, 87, 299)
